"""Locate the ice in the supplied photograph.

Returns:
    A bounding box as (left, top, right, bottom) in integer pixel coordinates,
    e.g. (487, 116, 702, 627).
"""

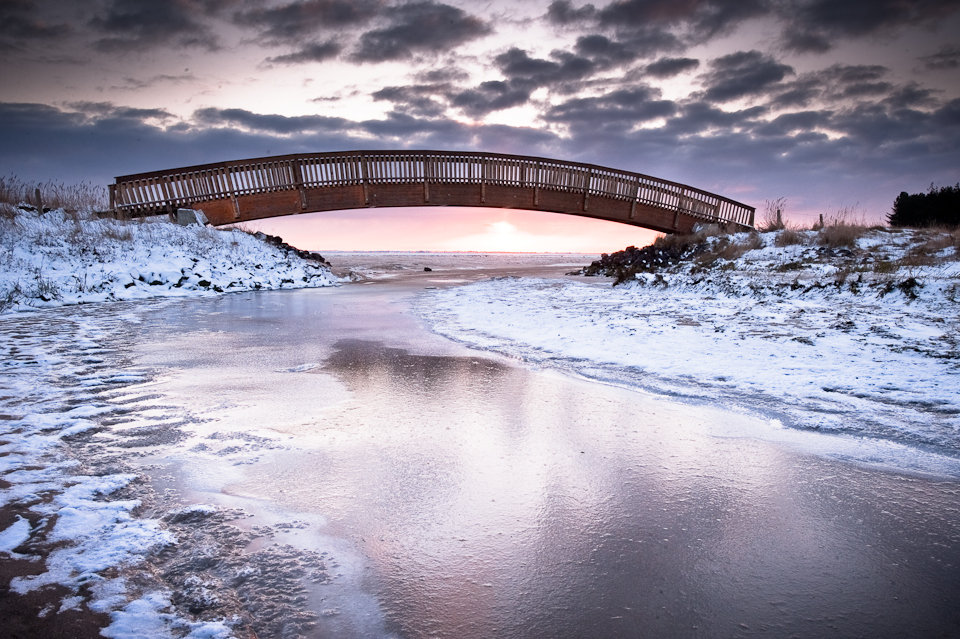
(417, 231, 960, 464)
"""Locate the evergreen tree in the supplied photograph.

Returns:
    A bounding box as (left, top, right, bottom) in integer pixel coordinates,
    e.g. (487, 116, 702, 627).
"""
(888, 183, 960, 227)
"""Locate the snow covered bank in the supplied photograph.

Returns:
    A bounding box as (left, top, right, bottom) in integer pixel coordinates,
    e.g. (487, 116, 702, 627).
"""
(0, 305, 243, 637)
(0, 207, 337, 314)
(418, 228, 960, 461)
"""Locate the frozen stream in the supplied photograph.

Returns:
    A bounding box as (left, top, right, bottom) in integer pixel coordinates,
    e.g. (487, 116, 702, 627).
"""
(6, 253, 959, 638)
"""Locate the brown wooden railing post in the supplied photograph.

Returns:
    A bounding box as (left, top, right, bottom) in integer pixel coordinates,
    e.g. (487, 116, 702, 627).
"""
(583, 169, 592, 211)
(423, 153, 430, 203)
(360, 154, 369, 204)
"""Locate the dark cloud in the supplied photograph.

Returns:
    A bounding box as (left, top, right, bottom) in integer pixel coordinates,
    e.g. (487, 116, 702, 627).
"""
(414, 67, 470, 83)
(664, 101, 767, 135)
(546, 0, 597, 24)
(934, 98, 960, 127)
(780, 0, 960, 53)
(65, 101, 176, 122)
(882, 84, 940, 110)
(645, 56, 700, 78)
(0, 0, 70, 50)
(372, 85, 450, 118)
(597, 0, 768, 41)
(768, 64, 907, 107)
(918, 46, 960, 71)
(573, 34, 638, 63)
(193, 107, 349, 135)
(450, 81, 531, 117)
(90, 0, 231, 52)
(582, 28, 684, 61)
(700, 50, 794, 102)
(769, 78, 821, 108)
(232, 0, 378, 45)
(753, 110, 832, 136)
(495, 47, 595, 91)
(544, 87, 677, 131)
(265, 40, 342, 65)
(821, 64, 887, 84)
(351, 2, 490, 63)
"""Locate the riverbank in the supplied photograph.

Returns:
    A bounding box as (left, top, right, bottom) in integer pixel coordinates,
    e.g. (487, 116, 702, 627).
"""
(417, 228, 960, 467)
(0, 206, 337, 314)
(2, 247, 959, 638)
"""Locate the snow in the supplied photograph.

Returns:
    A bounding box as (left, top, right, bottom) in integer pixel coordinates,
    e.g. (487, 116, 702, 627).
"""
(0, 207, 337, 313)
(100, 592, 236, 639)
(0, 206, 342, 636)
(2, 217, 957, 634)
(418, 229, 960, 465)
(0, 515, 32, 557)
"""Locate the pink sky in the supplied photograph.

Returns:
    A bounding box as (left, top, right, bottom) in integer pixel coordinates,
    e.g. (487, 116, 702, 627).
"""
(249, 206, 660, 253)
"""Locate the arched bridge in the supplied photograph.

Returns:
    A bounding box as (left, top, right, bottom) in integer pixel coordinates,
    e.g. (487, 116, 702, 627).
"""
(110, 150, 754, 234)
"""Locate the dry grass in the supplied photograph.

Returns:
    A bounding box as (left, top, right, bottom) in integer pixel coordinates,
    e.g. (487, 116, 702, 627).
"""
(0, 175, 108, 211)
(759, 197, 787, 232)
(897, 229, 960, 265)
(697, 233, 763, 266)
(652, 224, 726, 251)
(817, 205, 869, 248)
(774, 228, 807, 247)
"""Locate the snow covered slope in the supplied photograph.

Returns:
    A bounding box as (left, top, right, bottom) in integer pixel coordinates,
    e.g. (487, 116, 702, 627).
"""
(0, 207, 337, 313)
(418, 228, 960, 462)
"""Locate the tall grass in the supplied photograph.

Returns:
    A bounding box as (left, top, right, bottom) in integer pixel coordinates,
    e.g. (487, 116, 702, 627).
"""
(0, 175, 108, 212)
(759, 197, 787, 232)
(817, 205, 869, 248)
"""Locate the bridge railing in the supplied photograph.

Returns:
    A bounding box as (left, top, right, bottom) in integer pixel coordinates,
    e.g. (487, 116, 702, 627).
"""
(113, 150, 754, 227)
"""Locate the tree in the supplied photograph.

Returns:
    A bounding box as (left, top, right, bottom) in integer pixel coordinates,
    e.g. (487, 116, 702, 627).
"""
(888, 183, 960, 228)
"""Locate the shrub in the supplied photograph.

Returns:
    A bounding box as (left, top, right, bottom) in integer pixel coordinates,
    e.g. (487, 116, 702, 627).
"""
(888, 183, 960, 228)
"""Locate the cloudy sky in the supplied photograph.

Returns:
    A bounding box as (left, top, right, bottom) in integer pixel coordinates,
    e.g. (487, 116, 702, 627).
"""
(2, 0, 959, 250)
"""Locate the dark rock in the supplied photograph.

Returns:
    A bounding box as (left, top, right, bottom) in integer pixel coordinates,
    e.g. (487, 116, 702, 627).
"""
(578, 242, 707, 285)
(252, 232, 329, 264)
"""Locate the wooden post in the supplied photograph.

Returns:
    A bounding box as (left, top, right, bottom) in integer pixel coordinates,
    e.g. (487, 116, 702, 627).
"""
(360, 154, 370, 205)
(533, 162, 540, 206)
(583, 169, 592, 211)
(423, 154, 430, 203)
(35, 188, 42, 211)
(481, 157, 486, 204)
(291, 159, 306, 210)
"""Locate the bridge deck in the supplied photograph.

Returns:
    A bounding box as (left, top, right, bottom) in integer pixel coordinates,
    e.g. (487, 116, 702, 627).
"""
(110, 150, 754, 234)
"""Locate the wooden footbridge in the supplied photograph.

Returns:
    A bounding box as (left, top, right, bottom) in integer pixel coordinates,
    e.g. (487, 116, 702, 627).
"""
(110, 150, 754, 233)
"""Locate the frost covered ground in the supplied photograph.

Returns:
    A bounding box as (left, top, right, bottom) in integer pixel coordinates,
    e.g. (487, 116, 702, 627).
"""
(1, 208, 339, 637)
(418, 228, 960, 462)
(0, 207, 337, 313)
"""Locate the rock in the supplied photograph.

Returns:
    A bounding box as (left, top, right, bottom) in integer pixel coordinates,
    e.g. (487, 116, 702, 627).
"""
(176, 208, 209, 226)
(250, 231, 329, 263)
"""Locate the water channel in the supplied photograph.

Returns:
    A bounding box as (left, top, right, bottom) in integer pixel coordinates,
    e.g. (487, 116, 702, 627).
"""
(114, 254, 960, 638)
